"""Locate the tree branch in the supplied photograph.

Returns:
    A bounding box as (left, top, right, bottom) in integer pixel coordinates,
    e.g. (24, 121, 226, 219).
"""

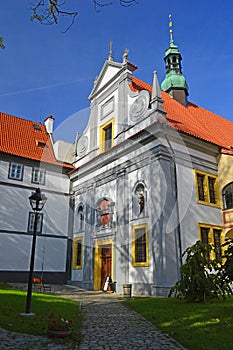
(31, 0, 78, 31)
(31, 0, 138, 31)
(0, 37, 5, 49)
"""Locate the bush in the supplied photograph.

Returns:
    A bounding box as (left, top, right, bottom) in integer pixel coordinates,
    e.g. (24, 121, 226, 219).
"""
(169, 240, 232, 302)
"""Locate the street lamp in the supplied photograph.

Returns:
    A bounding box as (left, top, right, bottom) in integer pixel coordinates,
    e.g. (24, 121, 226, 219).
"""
(22, 188, 47, 316)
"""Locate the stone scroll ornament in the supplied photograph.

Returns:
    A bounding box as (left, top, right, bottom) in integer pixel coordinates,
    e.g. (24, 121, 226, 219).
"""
(77, 135, 88, 157)
(129, 90, 150, 123)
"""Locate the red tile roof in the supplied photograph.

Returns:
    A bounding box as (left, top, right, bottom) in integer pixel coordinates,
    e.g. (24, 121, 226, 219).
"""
(0, 112, 73, 169)
(130, 77, 233, 151)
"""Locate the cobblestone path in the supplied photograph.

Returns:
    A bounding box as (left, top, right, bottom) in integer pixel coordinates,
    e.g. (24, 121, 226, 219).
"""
(79, 295, 186, 350)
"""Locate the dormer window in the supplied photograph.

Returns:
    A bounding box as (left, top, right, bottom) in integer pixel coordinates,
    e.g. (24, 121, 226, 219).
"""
(36, 140, 47, 148)
(33, 124, 41, 131)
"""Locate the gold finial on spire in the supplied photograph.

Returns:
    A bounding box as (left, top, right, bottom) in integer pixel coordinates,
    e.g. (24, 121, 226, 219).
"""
(108, 40, 114, 61)
(169, 14, 173, 42)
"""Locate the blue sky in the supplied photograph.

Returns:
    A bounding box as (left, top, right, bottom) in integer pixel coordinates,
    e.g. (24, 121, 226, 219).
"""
(0, 1, 232, 142)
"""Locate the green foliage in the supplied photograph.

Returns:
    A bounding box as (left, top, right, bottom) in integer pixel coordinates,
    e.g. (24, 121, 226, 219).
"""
(169, 240, 232, 302)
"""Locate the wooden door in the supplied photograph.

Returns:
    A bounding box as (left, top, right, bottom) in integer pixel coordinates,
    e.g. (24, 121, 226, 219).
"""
(100, 246, 112, 290)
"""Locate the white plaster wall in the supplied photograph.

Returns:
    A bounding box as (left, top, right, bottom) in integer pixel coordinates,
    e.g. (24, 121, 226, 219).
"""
(0, 234, 31, 270)
(94, 180, 116, 204)
(0, 233, 67, 272)
(0, 186, 31, 232)
(71, 268, 83, 281)
(43, 193, 70, 236)
(0, 181, 69, 236)
(98, 66, 120, 91)
(46, 169, 70, 193)
(36, 236, 67, 272)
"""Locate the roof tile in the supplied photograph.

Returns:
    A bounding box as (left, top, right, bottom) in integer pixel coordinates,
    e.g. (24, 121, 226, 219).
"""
(130, 77, 233, 149)
(0, 112, 73, 169)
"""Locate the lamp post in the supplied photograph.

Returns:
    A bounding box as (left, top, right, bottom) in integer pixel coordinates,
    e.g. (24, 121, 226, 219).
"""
(23, 188, 47, 316)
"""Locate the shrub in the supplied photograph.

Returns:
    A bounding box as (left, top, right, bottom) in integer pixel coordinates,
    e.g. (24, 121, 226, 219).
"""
(169, 240, 232, 302)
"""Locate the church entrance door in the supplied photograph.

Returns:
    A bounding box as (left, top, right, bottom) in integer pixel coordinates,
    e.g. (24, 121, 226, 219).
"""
(100, 246, 112, 290)
(94, 239, 113, 291)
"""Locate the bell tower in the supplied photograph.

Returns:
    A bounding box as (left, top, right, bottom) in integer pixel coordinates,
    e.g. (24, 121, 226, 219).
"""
(161, 15, 189, 106)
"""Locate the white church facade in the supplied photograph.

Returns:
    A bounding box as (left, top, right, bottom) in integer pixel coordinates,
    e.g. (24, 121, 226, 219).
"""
(69, 35, 233, 295)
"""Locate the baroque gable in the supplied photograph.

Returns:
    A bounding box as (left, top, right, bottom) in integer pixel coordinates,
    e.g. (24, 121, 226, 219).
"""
(74, 52, 166, 168)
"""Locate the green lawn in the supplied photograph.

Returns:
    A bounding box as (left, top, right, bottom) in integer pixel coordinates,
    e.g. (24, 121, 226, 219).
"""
(126, 296, 233, 350)
(0, 283, 81, 346)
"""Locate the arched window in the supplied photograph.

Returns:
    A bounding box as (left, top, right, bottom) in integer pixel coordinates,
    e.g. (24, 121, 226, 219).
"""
(166, 58, 171, 73)
(78, 205, 84, 231)
(172, 56, 177, 63)
(222, 182, 233, 210)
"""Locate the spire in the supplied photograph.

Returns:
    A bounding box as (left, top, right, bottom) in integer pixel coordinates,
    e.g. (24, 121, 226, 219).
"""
(169, 14, 174, 45)
(161, 15, 189, 106)
(151, 71, 162, 102)
(151, 71, 166, 118)
(108, 40, 114, 61)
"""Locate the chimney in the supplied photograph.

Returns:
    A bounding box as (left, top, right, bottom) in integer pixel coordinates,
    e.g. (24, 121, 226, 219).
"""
(44, 115, 55, 134)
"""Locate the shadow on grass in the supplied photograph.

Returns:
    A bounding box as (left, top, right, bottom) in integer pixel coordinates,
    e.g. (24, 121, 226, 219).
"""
(125, 297, 233, 350)
(0, 288, 82, 346)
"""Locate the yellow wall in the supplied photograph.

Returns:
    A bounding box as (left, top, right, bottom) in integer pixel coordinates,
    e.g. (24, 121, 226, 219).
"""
(218, 153, 233, 238)
(218, 153, 233, 192)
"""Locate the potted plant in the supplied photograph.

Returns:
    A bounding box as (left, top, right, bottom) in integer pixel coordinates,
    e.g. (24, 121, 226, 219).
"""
(47, 314, 73, 338)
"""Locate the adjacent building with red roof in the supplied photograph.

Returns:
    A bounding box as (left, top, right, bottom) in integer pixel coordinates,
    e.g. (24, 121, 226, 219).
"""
(0, 114, 74, 284)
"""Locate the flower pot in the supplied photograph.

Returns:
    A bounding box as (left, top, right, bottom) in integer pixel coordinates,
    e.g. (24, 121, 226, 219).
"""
(47, 329, 72, 338)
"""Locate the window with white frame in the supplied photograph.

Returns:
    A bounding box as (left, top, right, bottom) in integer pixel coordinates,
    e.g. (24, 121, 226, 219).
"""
(9, 162, 23, 180)
(32, 167, 45, 184)
(28, 212, 43, 233)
